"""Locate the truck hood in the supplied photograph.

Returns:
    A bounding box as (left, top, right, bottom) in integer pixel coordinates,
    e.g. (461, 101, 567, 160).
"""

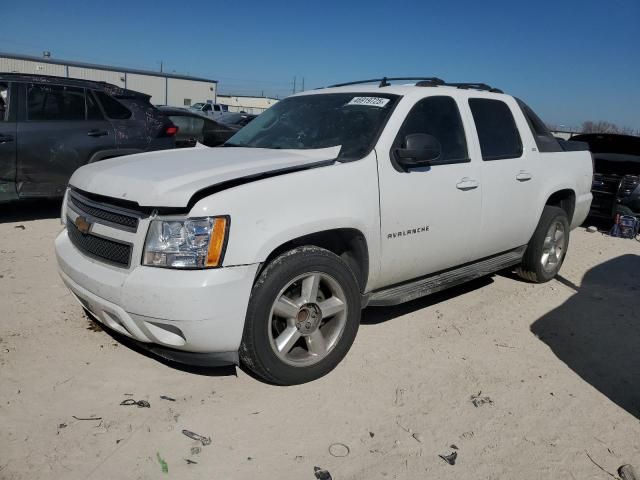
(69, 146, 340, 208)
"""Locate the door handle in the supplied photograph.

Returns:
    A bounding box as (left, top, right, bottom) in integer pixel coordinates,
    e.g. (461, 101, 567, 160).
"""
(0, 134, 14, 144)
(87, 129, 109, 137)
(516, 171, 532, 182)
(456, 177, 479, 190)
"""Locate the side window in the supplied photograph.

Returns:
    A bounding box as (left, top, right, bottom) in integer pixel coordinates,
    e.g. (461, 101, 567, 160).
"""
(516, 99, 562, 153)
(27, 84, 85, 121)
(86, 90, 104, 120)
(469, 98, 523, 161)
(0, 82, 8, 121)
(213, 104, 221, 112)
(203, 104, 212, 112)
(396, 96, 469, 164)
(94, 91, 131, 119)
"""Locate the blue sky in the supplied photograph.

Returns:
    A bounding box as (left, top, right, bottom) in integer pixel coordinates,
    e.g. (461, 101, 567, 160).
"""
(3, 0, 639, 130)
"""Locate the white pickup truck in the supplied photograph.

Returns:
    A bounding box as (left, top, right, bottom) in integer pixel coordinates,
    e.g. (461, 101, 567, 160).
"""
(55, 77, 593, 385)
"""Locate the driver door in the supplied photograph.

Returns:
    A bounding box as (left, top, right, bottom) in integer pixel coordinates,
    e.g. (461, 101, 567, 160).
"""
(375, 95, 482, 287)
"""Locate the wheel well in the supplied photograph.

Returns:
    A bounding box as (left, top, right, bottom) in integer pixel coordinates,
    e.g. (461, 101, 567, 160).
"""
(261, 229, 369, 292)
(546, 189, 576, 222)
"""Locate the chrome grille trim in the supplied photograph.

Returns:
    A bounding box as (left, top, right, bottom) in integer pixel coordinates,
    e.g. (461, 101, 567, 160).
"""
(68, 190, 142, 233)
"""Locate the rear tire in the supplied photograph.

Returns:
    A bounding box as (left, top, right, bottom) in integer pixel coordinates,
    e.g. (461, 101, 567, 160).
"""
(239, 246, 361, 385)
(516, 206, 569, 283)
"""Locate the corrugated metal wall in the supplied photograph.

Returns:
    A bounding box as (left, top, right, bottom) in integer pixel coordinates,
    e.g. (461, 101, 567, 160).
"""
(0, 55, 216, 107)
(217, 95, 278, 114)
(67, 66, 125, 87)
(167, 78, 216, 107)
(0, 57, 66, 77)
(125, 74, 166, 104)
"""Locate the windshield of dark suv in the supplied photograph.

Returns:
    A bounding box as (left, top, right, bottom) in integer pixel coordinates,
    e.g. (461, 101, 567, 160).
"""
(225, 93, 399, 160)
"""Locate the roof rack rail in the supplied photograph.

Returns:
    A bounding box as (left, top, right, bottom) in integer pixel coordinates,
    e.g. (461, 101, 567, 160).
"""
(327, 77, 445, 88)
(446, 83, 503, 94)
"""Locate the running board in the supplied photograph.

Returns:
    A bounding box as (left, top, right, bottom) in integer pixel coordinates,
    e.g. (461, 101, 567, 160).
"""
(367, 246, 526, 307)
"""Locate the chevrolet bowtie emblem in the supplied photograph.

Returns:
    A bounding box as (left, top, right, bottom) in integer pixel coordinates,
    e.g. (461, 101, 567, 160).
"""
(75, 216, 92, 234)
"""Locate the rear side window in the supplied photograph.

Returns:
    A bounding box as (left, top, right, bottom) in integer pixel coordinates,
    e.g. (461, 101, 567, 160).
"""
(94, 91, 131, 119)
(0, 82, 8, 121)
(469, 98, 523, 161)
(27, 84, 86, 121)
(86, 90, 104, 120)
(396, 96, 469, 164)
(516, 99, 562, 153)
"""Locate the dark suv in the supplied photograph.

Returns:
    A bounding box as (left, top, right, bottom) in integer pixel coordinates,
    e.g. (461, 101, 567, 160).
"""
(572, 133, 640, 220)
(0, 74, 176, 202)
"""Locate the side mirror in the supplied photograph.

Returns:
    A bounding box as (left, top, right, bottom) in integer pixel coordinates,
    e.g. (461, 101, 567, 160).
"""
(395, 133, 441, 168)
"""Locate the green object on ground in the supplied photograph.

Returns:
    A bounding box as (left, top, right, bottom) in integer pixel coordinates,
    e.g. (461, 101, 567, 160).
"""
(157, 452, 168, 474)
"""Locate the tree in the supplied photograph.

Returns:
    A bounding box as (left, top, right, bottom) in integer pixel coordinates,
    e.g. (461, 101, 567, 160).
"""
(581, 121, 639, 136)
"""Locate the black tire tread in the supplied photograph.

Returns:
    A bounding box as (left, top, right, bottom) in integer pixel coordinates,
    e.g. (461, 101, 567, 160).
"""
(516, 206, 569, 283)
(239, 246, 360, 385)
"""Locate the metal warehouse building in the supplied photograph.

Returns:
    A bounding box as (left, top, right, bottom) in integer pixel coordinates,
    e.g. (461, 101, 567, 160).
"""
(0, 51, 217, 107)
(217, 94, 279, 114)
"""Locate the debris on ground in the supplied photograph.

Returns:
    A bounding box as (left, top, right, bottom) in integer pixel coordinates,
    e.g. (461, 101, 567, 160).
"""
(585, 451, 617, 478)
(412, 433, 424, 443)
(395, 416, 412, 433)
(160, 395, 176, 402)
(314, 466, 332, 480)
(58, 423, 67, 429)
(586, 226, 598, 233)
(182, 429, 211, 446)
(450, 444, 458, 450)
(439, 451, 458, 465)
(14, 225, 25, 230)
(157, 452, 168, 474)
(369, 431, 375, 438)
(328, 443, 350, 457)
(190, 446, 201, 455)
(185, 459, 197, 465)
(470, 391, 494, 407)
(394, 387, 406, 406)
(72, 415, 102, 421)
(619, 464, 638, 480)
(120, 399, 150, 408)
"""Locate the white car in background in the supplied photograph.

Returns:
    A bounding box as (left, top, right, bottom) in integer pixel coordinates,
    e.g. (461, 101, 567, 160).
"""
(189, 102, 228, 119)
(55, 77, 592, 385)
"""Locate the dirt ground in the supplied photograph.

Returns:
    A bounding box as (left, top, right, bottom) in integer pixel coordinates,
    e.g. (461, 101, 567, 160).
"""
(1, 201, 639, 480)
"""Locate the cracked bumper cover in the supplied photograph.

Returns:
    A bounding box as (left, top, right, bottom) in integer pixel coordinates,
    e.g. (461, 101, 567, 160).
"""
(55, 229, 259, 365)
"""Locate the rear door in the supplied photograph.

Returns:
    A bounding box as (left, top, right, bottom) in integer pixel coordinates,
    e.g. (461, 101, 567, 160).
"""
(376, 94, 482, 286)
(468, 97, 539, 257)
(0, 81, 18, 202)
(16, 83, 115, 198)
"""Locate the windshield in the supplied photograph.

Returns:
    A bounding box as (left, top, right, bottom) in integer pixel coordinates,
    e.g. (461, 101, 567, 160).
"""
(225, 93, 399, 159)
(191, 103, 205, 109)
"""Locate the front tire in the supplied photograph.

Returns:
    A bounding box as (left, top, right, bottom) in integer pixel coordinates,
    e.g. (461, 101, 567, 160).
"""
(240, 246, 361, 385)
(517, 206, 569, 283)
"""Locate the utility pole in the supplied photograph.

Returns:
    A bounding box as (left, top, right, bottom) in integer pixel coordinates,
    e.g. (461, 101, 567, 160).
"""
(302, 77, 305, 91)
(293, 76, 296, 94)
(160, 60, 163, 73)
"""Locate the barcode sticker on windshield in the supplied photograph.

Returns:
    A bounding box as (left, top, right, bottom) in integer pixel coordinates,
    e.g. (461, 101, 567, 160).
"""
(346, 97, 390, 108)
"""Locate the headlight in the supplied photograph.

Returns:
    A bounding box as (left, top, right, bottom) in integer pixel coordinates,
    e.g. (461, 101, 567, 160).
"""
(143, 216, 229, 269)
(61, 188, 70, 226)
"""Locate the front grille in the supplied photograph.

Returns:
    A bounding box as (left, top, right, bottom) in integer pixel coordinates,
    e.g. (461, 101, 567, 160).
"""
(67, 217, 132, 267)
(69, 191, 140, 231)
(592, 173, 621, 195)
(620, 175, 639, 197)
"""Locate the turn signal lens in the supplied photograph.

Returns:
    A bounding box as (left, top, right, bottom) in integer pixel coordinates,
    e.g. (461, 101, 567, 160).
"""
(206, 217, 229, 267)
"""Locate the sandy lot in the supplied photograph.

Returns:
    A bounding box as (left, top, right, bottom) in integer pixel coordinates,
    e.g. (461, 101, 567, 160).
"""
(1, 202, 639, 480)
